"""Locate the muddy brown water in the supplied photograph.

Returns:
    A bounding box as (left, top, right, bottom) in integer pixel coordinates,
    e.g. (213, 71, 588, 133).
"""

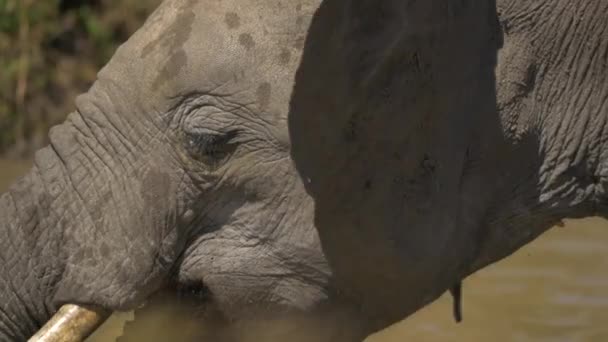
(1, 159, 607, 341)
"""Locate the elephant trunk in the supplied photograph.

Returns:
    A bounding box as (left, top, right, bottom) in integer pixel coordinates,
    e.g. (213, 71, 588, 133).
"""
(0, 95, 182, 338)
(28, 305, 110, 342)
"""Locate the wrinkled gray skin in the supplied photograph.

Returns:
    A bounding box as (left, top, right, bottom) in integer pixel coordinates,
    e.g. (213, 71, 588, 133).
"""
(1, 0, 607, 340)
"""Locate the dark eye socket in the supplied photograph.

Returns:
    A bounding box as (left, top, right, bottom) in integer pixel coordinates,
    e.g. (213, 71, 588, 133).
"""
(187, 129, 239, 160)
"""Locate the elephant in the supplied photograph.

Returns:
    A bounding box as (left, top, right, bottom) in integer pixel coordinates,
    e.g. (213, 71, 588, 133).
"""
(1, 0, 607, 340)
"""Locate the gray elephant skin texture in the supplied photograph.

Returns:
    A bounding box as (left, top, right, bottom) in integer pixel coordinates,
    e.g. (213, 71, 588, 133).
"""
(1, 0, 607, 340)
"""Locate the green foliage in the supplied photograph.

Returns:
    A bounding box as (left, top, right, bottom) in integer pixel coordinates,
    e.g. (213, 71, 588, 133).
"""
(0, 1, 20, 33)
(0, 0, 161, 158)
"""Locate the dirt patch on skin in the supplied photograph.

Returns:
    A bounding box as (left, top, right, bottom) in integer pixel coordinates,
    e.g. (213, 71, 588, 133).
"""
(152, 47, 189, 91)
(138, 0, 196, 91)
(278, 48, 291, 65)
(256, 82, 272, 110)
(225, 12, 240, 29)
(238, 33, 255, 50)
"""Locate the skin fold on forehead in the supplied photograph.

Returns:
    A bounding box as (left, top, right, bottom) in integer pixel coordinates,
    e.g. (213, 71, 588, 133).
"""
(89, 0, 320, 127)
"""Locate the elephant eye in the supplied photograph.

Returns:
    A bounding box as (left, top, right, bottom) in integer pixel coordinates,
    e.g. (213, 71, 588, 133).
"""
(186, 130, 239, 162)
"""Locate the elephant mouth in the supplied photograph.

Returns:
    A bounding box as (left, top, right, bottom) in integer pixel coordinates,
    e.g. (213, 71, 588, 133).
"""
(29, 283, 210, 341)
(28, 304, 110, 342)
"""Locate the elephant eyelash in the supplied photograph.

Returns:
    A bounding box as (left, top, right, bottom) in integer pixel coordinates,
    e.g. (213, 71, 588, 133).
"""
(187, 130, 240, 159)
(188, 130, 237, 148)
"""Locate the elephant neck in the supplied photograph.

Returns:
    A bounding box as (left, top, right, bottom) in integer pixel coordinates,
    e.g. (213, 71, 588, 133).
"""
(495, 0, 608, 211)
(0, 162, 66, 340)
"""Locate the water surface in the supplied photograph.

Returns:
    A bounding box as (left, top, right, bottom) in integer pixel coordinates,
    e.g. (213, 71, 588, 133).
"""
(1, 160, 606, 341)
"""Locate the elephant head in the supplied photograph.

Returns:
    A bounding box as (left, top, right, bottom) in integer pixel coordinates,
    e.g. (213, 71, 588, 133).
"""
(0, 0, 350, 340)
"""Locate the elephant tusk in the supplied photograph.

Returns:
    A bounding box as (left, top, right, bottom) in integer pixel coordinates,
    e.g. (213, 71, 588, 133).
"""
(28, 304, 111, 342)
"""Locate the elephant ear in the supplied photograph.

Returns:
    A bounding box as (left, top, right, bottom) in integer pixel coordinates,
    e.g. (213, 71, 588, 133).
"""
(288, 0, 502, 324)
(449, 282, 463, 323)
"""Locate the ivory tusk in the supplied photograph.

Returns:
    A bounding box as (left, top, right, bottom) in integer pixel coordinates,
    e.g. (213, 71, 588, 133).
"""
(28, 304, 111, 342)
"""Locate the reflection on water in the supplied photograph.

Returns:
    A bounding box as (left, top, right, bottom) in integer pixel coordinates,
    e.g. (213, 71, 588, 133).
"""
(1, 160, 607, 341)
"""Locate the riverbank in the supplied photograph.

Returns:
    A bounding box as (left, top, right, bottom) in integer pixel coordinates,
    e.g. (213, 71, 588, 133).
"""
(0, 0, 160, 158)
(0, 159, 30, 191)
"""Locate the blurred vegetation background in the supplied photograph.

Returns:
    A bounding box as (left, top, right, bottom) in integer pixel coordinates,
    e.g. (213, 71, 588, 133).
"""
(0, 0, 161, 158)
